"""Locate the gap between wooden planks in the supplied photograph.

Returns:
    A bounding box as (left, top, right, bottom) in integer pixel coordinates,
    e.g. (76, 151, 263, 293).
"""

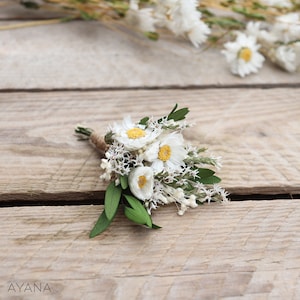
(0, 200, 299, 299)
(0, 88, 299, 203)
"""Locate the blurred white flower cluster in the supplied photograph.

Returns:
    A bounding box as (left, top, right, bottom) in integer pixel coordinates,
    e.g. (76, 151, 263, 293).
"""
(18, 0, 300, 78)
(222, 13, 300, 77)
(126, 0, 300, 76)
(126, 0, 211, 47)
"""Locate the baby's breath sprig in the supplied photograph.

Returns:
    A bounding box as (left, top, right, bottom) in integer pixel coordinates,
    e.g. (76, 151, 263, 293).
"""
(75, 104, 229, 238)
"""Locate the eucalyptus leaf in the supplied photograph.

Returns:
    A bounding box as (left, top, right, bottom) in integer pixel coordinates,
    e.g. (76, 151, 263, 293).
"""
(104, 182, 122, 220)
(199, 175, 221, 184)
(120, 175, 128, 190)
(124, 195, 152, 228)
(89, 209, 113, 238)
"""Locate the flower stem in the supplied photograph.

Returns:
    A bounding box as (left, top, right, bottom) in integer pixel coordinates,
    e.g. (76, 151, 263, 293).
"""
(75, 125, 94, 137)
(0, 18, 74, 31)
(75, 125, 108, 155)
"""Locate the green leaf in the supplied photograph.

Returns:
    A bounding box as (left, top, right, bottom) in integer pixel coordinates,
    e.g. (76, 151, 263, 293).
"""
(199, 175, 221, 184)
(104, 182, 122, 220)
(183, 181, 195, 191)
(104, 131, 114, 144)
(197, 168, 215, 178)
(232, 7, 266, 20)
(206, 17, 244, 29)
(169, 103, 178, 115)
(168, 107, 189, 121)
(208, 35, 221, 43)
(80, 10, 96, 20)
(198, 8, 215, 17)
(120, 175, 128, 190)
(124, 195, 152, 228)
(89, 209, 113, 238)
(144, 31, 159, 41)
(124, 207, 148, 225)
(74, 125, 93, 137)
(157, 104, 189, 124)
(152, 223, 162, 229)
(139, 116, 149, 126)
(252, 2, 268, 10)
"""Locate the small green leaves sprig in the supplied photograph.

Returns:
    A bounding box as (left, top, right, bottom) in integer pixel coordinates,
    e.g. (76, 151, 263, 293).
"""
(75, 104, 229, 238)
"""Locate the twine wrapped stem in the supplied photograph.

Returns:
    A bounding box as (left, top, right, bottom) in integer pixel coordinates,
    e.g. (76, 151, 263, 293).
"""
(75, 125, 109, 156)
(90, 132, 109, 155)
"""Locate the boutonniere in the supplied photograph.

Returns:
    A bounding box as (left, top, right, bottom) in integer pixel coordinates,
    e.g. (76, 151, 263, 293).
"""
(75, 104, 228, 238)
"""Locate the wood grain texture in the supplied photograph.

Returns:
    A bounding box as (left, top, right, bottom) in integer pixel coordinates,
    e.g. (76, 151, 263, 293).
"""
(1, 200, 299, 299)
(0, 21, 299, 90)
(0, 88, 299, 202)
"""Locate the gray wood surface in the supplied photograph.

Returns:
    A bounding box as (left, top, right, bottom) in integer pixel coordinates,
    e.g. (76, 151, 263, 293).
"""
(0, 20, 299, 90)
(1, 88, 299, 203)
(0, 8, 299, 299)
(1, 200, 299, 299)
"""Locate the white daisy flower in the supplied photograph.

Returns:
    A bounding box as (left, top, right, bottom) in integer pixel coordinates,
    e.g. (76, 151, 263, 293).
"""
(154, 0, 210, 47)
(222, 33, 265, 77)
(272, 13, 300, 43)
(112, 116, 161, 151)
(128, 166, 154, 200)
(143, 133, 187, 174)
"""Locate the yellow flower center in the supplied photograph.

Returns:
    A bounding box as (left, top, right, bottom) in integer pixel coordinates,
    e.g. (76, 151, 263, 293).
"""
(126, 128, 146, 139)
(158, 145, 172, 162)
(239, 47, 252, 62)
(138, 176, 147, 188)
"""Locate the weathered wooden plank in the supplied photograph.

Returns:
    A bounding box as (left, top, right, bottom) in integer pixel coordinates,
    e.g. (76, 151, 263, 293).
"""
(0, 21, 299, 89)
(0, 88, 299, 202)
(1, 200, 299, 299)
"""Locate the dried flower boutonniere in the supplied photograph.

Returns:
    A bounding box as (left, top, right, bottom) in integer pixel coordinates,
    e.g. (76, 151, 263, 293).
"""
(75, 104, 229, 238)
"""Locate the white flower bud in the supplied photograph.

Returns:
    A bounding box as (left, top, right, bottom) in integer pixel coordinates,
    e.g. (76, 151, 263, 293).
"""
(128, 167, 154, 200)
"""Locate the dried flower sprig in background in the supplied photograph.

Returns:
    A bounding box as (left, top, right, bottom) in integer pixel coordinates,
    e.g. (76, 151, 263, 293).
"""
(4, 0, 300, 76)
